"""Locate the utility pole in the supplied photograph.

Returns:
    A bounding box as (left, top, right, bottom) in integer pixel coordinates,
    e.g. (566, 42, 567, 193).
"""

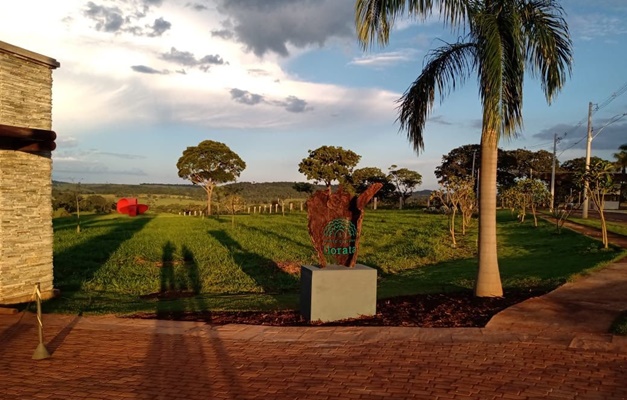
(550, 133, 559, 213)
(582, 102, 593, 218)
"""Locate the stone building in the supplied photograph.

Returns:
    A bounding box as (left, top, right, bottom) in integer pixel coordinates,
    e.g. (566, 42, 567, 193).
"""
(0, 41, 59, 304)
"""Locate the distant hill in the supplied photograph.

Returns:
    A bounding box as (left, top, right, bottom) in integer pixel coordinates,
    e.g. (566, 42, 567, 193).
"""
(52, 181, 431, 205)
(52, 181, 321, 203)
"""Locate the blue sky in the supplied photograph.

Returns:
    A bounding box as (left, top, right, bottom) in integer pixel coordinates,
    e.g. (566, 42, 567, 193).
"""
(1, 0, 626, 189)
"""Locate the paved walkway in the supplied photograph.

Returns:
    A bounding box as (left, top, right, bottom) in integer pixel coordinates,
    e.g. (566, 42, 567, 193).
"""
(1, 221, 627, 399)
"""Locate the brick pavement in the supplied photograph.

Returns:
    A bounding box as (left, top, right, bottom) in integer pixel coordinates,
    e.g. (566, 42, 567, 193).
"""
(1, 311, 627, 400)
(2, 219, 627, 399)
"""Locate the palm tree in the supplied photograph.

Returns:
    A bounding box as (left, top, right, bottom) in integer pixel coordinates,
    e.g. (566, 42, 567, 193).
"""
(614, 143, 627, 207)
(356, 0, 573, 296)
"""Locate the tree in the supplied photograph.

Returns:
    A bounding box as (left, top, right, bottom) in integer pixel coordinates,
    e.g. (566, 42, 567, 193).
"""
(292, 182, 315, 195)
(351, 166, 396, 198)
(557, 156, 607, 203)
(224, 195, 246, 228)
(84, 195, 111, 214)
(436, 145, 553, 189)
(387, 166, 422, 209)
(507, 179, 550, 227)
(435, 144, 480, 184)
(614, 143, 627, 207)
(430, 176, 475, 247)
(298, 146, 361, 190)
(356, 0, 573, 297)
(578, 160, 616, 249)
(177, 140, 246, 215)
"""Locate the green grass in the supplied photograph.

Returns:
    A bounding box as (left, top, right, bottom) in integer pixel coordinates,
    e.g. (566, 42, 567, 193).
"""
(44, 210, 625, 315)
(566, 216, 627, 237)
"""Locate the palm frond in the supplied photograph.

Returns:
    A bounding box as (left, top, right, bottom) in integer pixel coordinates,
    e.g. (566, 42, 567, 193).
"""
(356, 0, 471, 49)
(397, 41, 477, 153)
(520, 0, 573, 103)
(497, 2, 525, 137)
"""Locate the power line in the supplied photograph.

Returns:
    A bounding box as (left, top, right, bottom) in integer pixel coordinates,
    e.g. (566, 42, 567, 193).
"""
(555, 80, 627, 157)
(595, 81, 627, 112)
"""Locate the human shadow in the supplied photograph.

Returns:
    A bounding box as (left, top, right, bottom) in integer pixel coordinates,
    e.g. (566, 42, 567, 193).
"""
(143, 243, 243, 398)
(208, 229, 299, 294)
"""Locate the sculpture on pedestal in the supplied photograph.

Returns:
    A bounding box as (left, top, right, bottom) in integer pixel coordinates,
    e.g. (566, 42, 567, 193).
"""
(306, 183, 382, 268)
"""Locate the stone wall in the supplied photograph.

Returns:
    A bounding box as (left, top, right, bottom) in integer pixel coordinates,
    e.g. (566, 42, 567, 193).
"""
(0, 41, 59, 304)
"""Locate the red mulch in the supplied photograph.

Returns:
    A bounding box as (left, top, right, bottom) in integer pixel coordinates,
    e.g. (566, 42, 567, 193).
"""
(128, 288, 549, 328)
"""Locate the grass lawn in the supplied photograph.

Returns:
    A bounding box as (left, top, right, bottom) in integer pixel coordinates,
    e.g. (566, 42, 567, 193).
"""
(44, 210, 625, 315)
(566, 216, 627, 237)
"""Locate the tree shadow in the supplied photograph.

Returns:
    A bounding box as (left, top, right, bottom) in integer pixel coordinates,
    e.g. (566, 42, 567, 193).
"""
(48, 215, 153, 310)
(208, 229, 299, 293)
(236, 223, 312, 254)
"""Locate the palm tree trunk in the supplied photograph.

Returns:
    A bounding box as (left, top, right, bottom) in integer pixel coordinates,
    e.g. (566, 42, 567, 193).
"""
(474, 133, 503, 297)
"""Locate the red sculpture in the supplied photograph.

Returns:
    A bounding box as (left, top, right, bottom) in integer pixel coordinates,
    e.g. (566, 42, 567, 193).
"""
(306, 183, 382, 268)
(116, 198, 148, 216)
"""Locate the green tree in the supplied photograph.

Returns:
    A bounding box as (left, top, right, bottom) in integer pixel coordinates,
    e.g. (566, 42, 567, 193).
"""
(435, 144, 480, 184)
(578, 160, 616, 249)
(430, 176, 474, 247)
(508, 179, 550, 227)
(84, 195, 111, 214)
(292, 182, 316, 195)
(351, 167, 396, 198)
(557, 156, 607, 203)
(388, 166, 422, 209)
(356, 0, 573, 297)
(298, 145, 361, 190)
(176, 140, 246, 215)
(614, 143, 627, 207)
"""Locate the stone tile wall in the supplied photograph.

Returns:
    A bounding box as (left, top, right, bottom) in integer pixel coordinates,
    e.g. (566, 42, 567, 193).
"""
(0, 42, 58, 304)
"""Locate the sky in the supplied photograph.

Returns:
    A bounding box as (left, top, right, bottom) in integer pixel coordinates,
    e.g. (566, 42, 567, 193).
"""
(1, 0, 626, 190)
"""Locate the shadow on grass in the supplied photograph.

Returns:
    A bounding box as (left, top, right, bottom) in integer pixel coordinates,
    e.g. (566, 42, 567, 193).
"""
(49, 215, 153, 311)
(208, 229, 299, 293)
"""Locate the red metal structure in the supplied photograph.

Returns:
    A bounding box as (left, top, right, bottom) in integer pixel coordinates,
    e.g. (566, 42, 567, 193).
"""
(116, 198, 148, 216)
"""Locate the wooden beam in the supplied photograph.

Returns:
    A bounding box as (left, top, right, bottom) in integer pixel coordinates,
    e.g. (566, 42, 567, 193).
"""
(0, 123, 56, 142)
(0, 138, 56, 152)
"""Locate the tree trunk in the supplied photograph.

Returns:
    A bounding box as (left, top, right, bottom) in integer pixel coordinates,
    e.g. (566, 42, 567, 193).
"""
(474, 133, 503, 297)
(204, 184, 214, 216)
(449, 209, 457, 247)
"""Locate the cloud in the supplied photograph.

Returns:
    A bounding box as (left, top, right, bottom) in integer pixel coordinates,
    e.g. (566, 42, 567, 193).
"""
(211, 29, 234, 40)
(148, 17, 171, 37)
(160, 47, 226, 71)
(276, 96, 310, 113)
(187, 3, 208, 12)
(429, 115, 453, 126)
(349, 50, 418, 68)
(534, 119, 627, 154)
(230, 88, 264, 105)
(214, 0, 354, 57)
(131, 65, 169, 74)
(84, 2, 124, 33)
(229, 89, 310, 112)
(83, 1, 171, 37)
(97, 151, 146, 160)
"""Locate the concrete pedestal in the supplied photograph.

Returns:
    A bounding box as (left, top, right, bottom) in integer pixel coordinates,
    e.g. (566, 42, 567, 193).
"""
(300, 264, 377, 322)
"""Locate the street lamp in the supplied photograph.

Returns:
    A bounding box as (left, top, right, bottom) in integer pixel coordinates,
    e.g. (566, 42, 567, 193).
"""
(582, 111, 627, 218)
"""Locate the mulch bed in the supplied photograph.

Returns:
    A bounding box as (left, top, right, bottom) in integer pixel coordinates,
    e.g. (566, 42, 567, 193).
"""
(128, 288, 550, 328)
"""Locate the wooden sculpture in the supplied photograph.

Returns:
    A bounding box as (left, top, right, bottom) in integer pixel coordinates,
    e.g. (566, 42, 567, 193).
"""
(306, 183, 382, 268)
